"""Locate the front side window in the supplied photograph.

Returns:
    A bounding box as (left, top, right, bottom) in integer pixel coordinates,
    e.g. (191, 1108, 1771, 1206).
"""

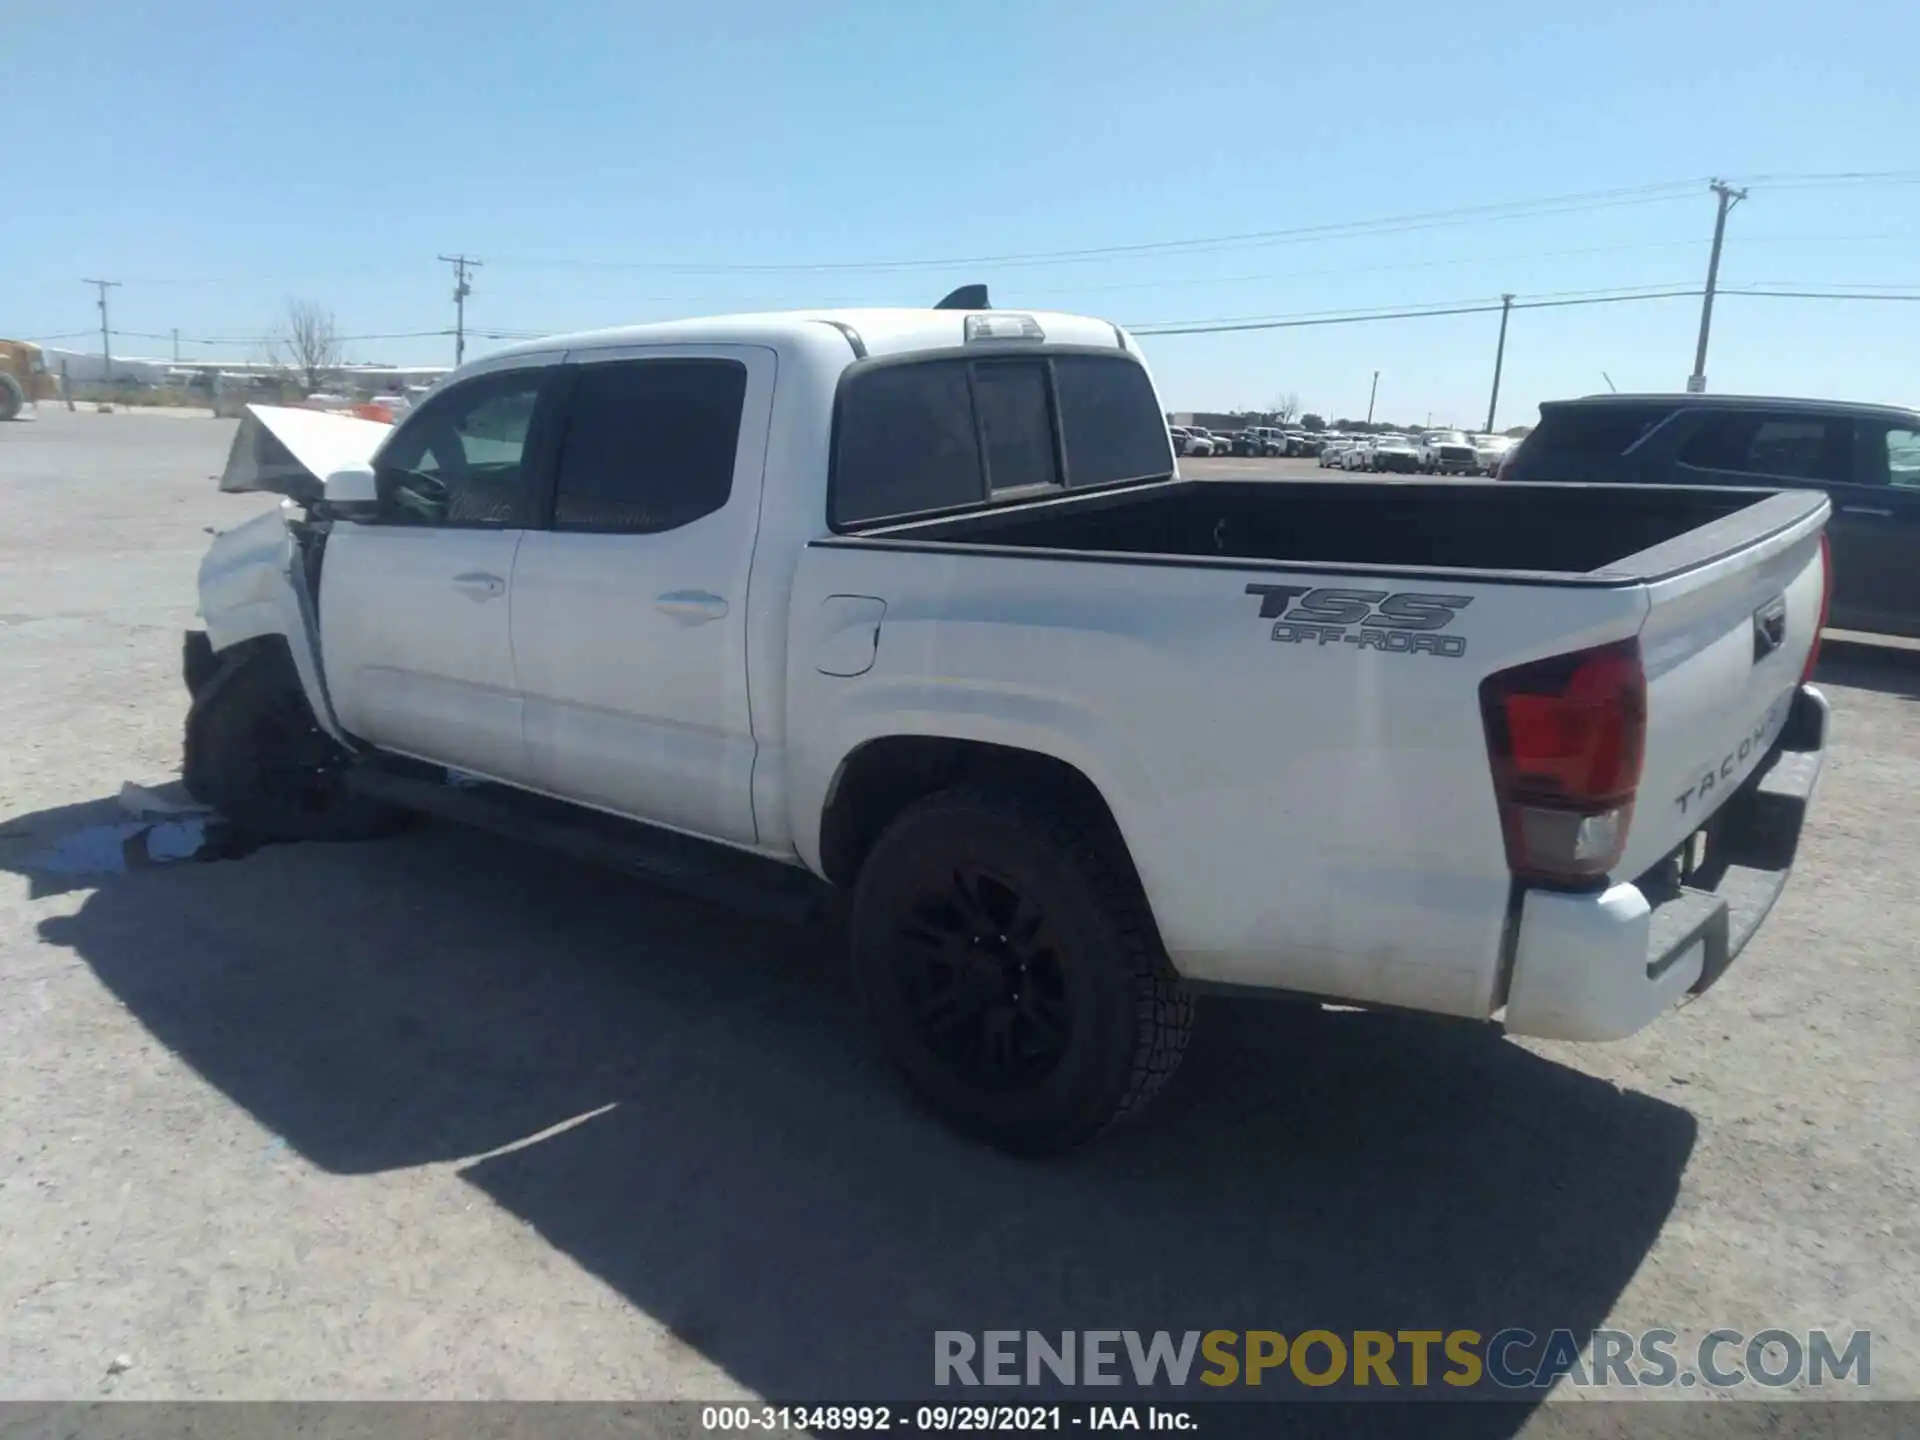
(552, 359, 747, 532)
(374, 370, 545, 526)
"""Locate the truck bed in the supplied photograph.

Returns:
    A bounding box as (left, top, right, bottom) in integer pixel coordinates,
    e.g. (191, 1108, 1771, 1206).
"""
(845, 477, 1814, 581)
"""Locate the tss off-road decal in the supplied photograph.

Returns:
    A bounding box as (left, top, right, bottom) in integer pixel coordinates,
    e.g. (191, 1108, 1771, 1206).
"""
(1245, 583, 1473, 657)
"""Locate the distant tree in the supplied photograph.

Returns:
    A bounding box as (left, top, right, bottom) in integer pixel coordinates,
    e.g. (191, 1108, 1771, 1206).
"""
(272, 299, 341, 396)
(1269, 391, 1300, 425)
(1299, 413, 1326, 432)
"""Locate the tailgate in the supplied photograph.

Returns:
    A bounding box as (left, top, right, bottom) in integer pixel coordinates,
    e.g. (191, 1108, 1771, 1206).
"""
(1619, 492, 1830, 878)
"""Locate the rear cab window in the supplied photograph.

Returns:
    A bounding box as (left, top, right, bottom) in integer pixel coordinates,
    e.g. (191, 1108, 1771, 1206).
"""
(831, 351, 1171, 528)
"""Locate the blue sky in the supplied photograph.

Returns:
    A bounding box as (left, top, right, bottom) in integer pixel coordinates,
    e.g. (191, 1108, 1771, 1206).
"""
(6, 0, 1917, 427)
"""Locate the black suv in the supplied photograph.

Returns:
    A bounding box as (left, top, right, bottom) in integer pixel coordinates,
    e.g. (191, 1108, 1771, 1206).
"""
(1500, 393, 1920, 639)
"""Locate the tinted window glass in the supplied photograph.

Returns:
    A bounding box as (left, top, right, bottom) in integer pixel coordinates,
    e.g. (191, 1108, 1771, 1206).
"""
(1744, 420, 1828, 480)
(972, 361, 1059, 492)
(1679, 413, 1846, 482)
(554, 359, 747, 532)
(1530, 404, 1674, 458)
(834, 361, 983, 525)
(1881, 428, 1920, 489)
(832, 353, 1171, 526)
(375, 370, 544, 526)
(1674, 414, 1751, 472)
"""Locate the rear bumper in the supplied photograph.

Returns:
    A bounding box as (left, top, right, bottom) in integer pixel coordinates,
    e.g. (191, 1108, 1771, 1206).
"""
(1502, 683, 1829, 1042)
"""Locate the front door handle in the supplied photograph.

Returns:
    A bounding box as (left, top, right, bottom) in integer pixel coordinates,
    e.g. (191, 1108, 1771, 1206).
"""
(654, 590, 730, 624)
(1842, 505, 1893, 518)
(452, 571, 506, 601)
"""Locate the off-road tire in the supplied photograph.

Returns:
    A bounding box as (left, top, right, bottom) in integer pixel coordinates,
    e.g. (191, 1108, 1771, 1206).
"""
(183, 644, 404, 841)
(0, 372, 24, 422)
(849, 784, 1192, 1155)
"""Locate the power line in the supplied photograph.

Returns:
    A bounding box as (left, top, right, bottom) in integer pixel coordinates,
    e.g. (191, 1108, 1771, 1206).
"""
(472, 174, 1920, 280)
(1726, 286, 1920, 302)
(482, 181, 1715, 277)
(1127, 285, 1706, 336)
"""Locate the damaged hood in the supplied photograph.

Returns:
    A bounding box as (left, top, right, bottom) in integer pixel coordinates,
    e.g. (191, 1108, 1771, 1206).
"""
(218, 404, 394, 503)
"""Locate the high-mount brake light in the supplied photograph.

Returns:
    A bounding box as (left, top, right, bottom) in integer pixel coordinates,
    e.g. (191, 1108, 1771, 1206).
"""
(964, 313, 1045, 343)
(1480, 638, 1647, 884)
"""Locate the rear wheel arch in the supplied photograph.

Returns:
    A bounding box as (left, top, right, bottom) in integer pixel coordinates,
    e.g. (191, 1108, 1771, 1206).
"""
(818, 736, 1139, 892)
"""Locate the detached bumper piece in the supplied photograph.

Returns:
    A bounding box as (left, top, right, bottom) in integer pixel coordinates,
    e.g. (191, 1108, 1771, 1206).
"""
(1502, 684, 1828, 1042)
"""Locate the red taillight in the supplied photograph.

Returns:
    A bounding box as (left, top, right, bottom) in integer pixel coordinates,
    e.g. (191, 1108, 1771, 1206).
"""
(1802, 531, 1833, 683)
(1480, 638, 1647, 884)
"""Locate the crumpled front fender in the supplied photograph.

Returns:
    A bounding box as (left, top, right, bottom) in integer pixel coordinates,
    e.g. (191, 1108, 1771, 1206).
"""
(196, 505, 348, 744)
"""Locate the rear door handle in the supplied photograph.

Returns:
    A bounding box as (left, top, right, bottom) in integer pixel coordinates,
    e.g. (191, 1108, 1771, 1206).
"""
(654, 590, 730, 624)
(1842, 505, 1893, 517)
(452, 571, 506, 601)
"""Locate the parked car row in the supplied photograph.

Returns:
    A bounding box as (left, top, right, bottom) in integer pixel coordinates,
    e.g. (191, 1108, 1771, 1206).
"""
(1168, 424, 1339, 459)
(1167, 424, 1221, 456)
(1310, 429, 1517, 475)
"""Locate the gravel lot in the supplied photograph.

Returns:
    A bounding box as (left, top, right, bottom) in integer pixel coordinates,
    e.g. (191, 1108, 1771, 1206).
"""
(1, 409, 1916, 1426)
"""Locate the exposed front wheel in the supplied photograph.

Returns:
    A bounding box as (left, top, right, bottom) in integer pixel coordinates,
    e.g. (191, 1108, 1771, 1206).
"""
(184, 644, 405, 841)
(850, 786, 1192, 1155)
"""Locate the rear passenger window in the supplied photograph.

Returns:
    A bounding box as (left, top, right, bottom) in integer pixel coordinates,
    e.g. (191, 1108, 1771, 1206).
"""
(553, 359, 747, 532)
(832, 353, 1171, 527)
(1679, 414, 1847, 483)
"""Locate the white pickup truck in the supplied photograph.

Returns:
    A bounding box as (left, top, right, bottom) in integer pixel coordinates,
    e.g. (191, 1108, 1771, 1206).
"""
(184, 297, 1833, 1154)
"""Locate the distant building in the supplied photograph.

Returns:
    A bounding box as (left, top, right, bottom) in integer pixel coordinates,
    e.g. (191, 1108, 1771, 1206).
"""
(1171, 412, 1260, 431)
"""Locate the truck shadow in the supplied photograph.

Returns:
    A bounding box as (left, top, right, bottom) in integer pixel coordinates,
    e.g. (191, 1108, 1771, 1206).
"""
(3, 796, 1695, 1433)
(1815, 636, 1920, 701)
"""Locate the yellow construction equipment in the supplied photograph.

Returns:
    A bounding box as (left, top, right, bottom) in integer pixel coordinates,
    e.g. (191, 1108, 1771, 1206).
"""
(0, 340, 59, 420)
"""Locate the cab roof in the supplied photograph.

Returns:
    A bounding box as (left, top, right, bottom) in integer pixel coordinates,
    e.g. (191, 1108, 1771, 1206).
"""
(479, 307, 1136, 365)
(1557, 392, 1919, 422)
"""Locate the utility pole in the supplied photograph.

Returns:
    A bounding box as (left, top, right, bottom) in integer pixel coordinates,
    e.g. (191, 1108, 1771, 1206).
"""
(83, 279, 120, 385)
(438, 254, 481, 366)
(1485, 292, 1514, 433)
(1689, 180, 1746, 394)
(171, 327, 180, 362)
(1366, 370, 1380, 426)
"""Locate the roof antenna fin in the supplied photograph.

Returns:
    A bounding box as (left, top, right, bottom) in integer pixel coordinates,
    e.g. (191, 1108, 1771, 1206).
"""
(935, 284, 989, 311)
